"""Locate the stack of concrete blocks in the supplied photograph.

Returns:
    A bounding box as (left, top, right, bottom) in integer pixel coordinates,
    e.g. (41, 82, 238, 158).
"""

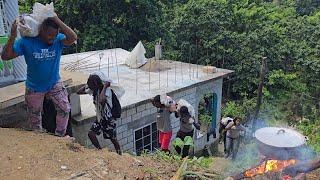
(72, 77, 224, 155)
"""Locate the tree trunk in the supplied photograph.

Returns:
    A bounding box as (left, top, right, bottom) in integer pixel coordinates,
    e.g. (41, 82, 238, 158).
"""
(252, 57, 267, 132)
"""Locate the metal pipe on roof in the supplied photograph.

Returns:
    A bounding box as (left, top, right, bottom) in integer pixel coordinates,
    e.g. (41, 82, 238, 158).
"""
(207, 49, 209, 76)
(166, 59, 169, 87)
(149, 58, 151, 91)
(136, 56, 138, 94)
(76, 40, 79, 71)
(196, 39, 199, 78)
(189, 46, 191, 80)
(180, 45, 183, 83)
(174, 59, 177, 84)
(158, 60, 161, 89)
(115, 48, 120, 84)
(107, 57, 110, 77)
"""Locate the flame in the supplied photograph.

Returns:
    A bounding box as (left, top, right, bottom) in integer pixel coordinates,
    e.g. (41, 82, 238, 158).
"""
(244, 159, 296, 177)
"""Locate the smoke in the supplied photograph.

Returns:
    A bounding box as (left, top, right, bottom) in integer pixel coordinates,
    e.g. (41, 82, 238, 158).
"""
(225, 141, 260, 176)
(224, 117, 318, 176)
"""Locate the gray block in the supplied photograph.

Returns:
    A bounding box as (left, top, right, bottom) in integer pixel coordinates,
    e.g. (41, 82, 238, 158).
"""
(132, 112, 142, 121)
(116, 124, 128, 134)
(136, 104, 146, 112)
(119, 137, 128, 146)
(141, 109, 151, 117)
(145, 102, 153, 109)
(121, 116, 132, 124)
(127, 108, 136, 116)
(123, 142, 134, 151)
(127, 135, 134, 142)
(121, 110, 127, 119)
(150, 107, 157, 114)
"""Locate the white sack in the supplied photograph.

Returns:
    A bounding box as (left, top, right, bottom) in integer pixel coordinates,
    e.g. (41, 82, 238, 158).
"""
(18, 2, 55, 37)
(125, 41, 148, 68)
(90, 71, 125, 99)
(176, 99, 195, 118)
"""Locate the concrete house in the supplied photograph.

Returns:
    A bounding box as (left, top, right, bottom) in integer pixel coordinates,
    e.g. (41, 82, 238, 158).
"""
(61, 48, 233, 155)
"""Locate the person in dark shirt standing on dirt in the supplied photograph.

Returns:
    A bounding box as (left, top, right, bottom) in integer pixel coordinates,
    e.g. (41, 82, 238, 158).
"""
(225, 117, 246, 160)
(151, 94, 175, 153)
(219, 116, 234, 154)
(1, 14, 77, 137)
(77, 73, 122, 155)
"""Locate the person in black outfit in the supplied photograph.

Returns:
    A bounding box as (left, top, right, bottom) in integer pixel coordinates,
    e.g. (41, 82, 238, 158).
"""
(42, 98, 73, 137)
(174, 106, 196, 158)
(218, 116, 233, 154)
(77, 74, 121, 155)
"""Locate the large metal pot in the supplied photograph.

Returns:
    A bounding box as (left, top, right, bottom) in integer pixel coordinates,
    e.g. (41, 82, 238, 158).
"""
(255, 127, 307, 160)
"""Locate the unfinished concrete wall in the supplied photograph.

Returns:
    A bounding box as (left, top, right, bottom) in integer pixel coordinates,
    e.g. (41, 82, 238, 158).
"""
(169, 78, 223, 153)
(74, 77, 224, 155)
(0, 90, 82, 129)
(0, 102, 27, 127)
(78, 102, 158, 152)
(193, 78, 223, 152)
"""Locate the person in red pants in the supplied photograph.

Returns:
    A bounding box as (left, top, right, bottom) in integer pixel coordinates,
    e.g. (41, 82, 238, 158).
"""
(151, 95, 175, 153)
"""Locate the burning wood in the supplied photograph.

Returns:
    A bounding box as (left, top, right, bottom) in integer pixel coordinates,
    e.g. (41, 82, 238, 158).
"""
(282, 158, 320, 177)
(244, 159, 296, 177)
(232, 158, 320, 180)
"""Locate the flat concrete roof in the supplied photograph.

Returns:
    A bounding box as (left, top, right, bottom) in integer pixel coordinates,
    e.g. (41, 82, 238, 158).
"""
(61, 49, 233, 124)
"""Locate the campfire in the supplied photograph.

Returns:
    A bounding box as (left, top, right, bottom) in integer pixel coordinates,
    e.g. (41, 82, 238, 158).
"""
(244, 159, 296, 178)
(231, 127, 320, 180)
(232, 157, 320, 180)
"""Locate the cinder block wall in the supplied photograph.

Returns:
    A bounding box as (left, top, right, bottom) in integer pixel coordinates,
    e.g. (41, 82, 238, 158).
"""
(80, 78, 224, 154)
(0, 102, 27, 127)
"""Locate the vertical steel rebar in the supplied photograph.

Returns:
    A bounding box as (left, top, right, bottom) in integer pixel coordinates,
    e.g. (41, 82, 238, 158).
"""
(136, 56, 138, 94)
(181, 45, 183, 83)
(107, 57, 110, 77)
(115, 48, 120, 84)
(159, 60, 161, 89)
(149, 59, 151, 91)
(196, 40, 199, 78)
(166, 60, 169, 87)
(174, 60, 177, 83)
(189, 46, 191, 80)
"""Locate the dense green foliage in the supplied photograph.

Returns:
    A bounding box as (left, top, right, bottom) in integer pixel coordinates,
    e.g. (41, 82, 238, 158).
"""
(19, 0, 163, 55)
(298, 120, 320, 152)
(18, 0, 319, 150)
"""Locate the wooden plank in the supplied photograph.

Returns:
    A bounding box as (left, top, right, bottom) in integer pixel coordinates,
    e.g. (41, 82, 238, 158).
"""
(0, 70, 88, 110)
(170, 157, 188, 180)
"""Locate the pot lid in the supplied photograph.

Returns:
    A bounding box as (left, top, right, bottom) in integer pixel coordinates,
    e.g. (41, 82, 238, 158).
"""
(255, 127, 306, 148)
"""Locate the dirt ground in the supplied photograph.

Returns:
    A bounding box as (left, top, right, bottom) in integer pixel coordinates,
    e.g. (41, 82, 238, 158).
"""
(0, 128, 177, 180)
(1, 127, 319, 180)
